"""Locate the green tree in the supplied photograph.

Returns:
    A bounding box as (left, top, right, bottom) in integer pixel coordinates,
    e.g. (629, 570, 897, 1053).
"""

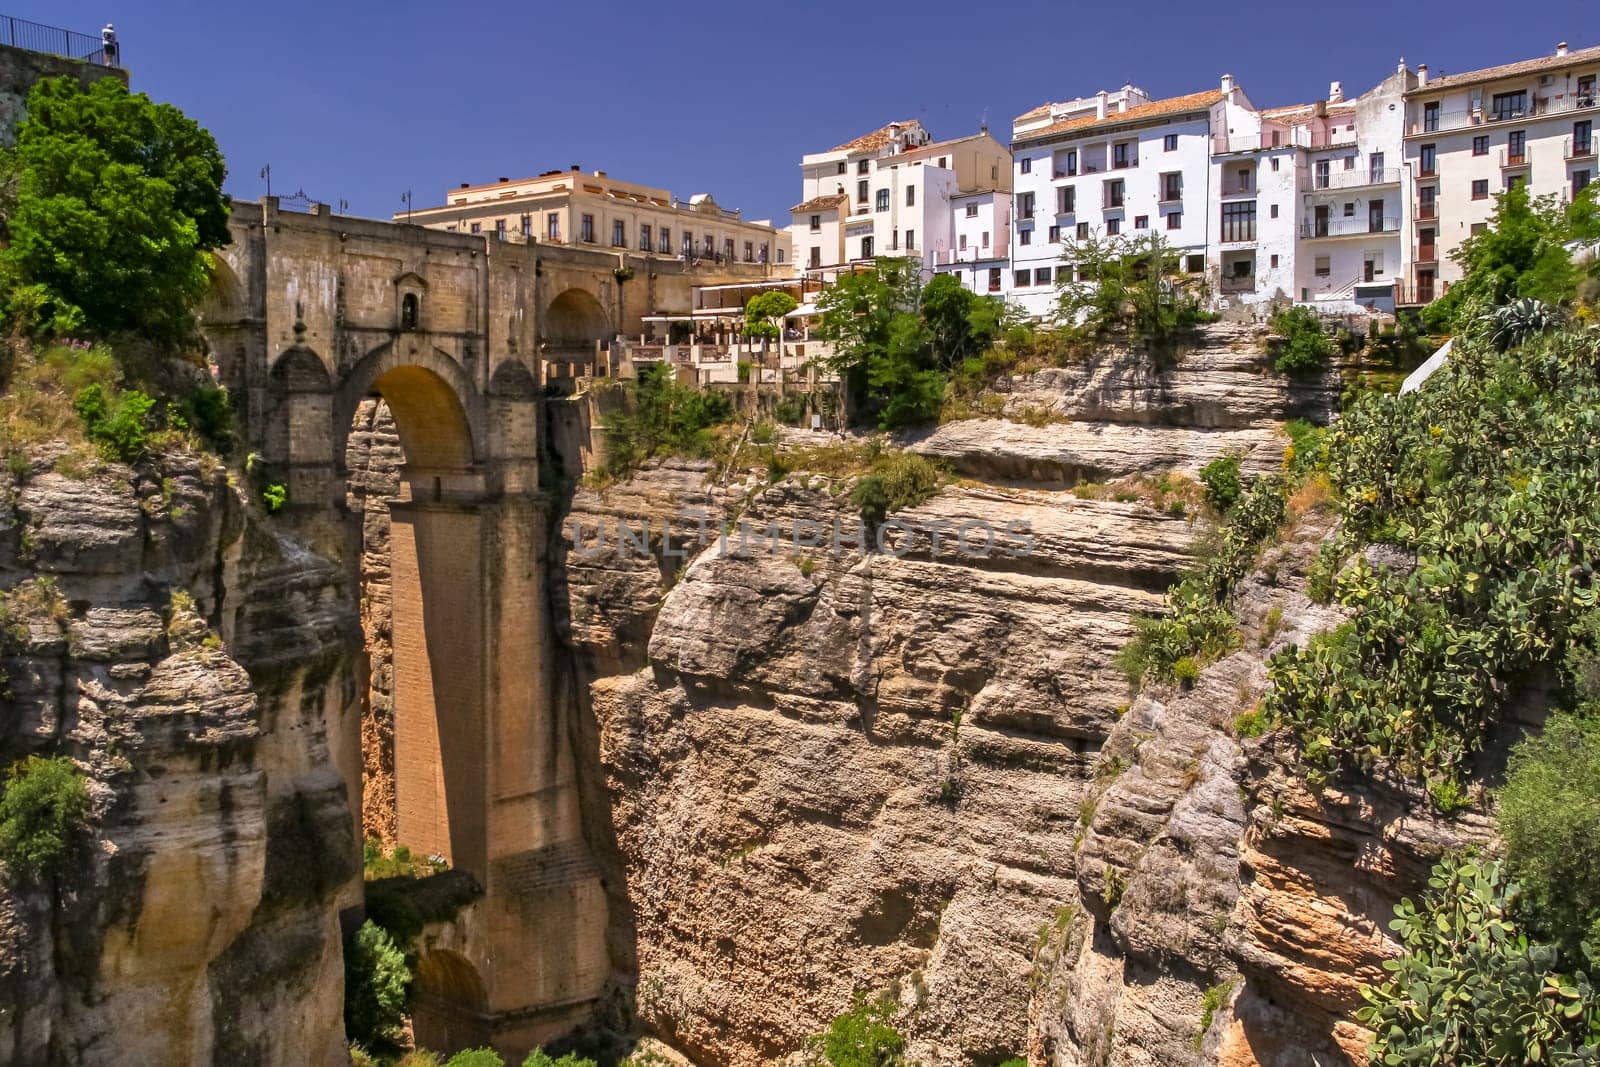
(817, 994, 905, 1067)
(1056, 232, 1210, 360)
(1, 75, 229, 344)
(919, 272, 1002, 367)
(1358, 855, 1600, 1065)
(1268, 306, 1334, 376)
(343, 920, 410, 1048)
(0, 755, 89, 882)
(600, 363, 733, 477)
(744, 290, 799, 357)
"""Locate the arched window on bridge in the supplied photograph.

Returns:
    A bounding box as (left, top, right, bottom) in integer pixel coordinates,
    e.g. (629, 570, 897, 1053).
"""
(401, 293, 420, 331)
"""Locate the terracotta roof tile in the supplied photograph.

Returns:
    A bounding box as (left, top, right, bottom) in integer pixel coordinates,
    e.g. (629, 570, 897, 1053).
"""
(1416, 44, 1600, 93)
(1016, 89, 1226, 143)
(1014, 101, 1056, 123)
(791, 193, 848, 213)
(831, 120, 922, 153)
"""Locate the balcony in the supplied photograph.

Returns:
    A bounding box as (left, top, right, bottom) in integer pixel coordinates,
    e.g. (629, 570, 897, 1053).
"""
(1220, 179, 1256, 198)
(1102, 195, 1125, 211)
(1300, 216, 1401, 239)
(1499, 146, 1530, 170)
(1407, 93, 1598, 137)
(1053, 168, 1077, 179)
(1220, 273, 1256, 293)
(1413, 200, 1438, 222)
(1301, 167, 1403, 193)
(1569, 135, 1597, 161)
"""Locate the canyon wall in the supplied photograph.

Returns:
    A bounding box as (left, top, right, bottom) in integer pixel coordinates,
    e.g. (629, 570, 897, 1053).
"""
(550, 324, 1455, 1065)
(0, 446, 362, 1066)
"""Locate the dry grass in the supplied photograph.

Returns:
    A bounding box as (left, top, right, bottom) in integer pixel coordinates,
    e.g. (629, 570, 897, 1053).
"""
(1072, 471, 1206, 518)
(1287, 471, 1336, 518)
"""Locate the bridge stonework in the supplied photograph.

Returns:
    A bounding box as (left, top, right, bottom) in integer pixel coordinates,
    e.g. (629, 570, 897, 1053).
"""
(202, 199, 770, 1055)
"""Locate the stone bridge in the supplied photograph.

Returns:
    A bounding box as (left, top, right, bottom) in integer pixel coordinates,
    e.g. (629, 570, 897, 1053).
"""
(201, 198, 776, 1056)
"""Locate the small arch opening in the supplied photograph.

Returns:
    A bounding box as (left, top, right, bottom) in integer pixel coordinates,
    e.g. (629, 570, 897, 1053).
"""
(401, 292, 420, 331)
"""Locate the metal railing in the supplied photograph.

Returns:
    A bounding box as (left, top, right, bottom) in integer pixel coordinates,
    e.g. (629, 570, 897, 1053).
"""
(1499, 146, 1530, 169)
(1300, 216, 1401, 238)
(0, 14, 116, 65)
(1568, 135, 1596, 160)
(1301, 167, 1404, 192)
(1408, 93, 1597, 136)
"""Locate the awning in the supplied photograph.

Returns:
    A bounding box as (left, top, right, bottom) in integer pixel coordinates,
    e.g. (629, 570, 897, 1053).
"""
(784, 303, 819, 318)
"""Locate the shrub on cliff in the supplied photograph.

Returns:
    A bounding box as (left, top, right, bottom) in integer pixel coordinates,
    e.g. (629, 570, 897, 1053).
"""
(813, 994, 905, 1067)
(343, 920, 409, 1048)
(1199, 455, 1243, 513)
(521, 1051, 597, 1067)
(600, 363, 733, 478)
(444, 1051, 503, 1067)
(849, 451, 946, 524)
(0, 755, 89, 883)
(0, 75, 229, 345)
(1268, 306, 1333, 377)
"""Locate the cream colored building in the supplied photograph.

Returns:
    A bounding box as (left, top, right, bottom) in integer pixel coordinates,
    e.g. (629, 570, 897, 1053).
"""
(1402, 42, 1598, 302)
(789, 120, 1012, 278)
(403, 167, 790, 269)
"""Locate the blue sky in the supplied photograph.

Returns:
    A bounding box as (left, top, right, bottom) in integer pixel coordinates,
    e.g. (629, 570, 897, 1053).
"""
(19, 0, 1598, 224)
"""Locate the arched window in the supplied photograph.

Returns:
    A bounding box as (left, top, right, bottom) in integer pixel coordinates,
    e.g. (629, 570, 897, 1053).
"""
(401, 293, 419, 331)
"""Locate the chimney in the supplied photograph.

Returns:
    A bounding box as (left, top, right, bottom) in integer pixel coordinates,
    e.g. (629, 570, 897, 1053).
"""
(459, 182, 469, 188)
(1329, 80, 1344, 103)
(1221, 73, 1235, 97)
(1398, 56, 1408, 75)
(1095, 90, 1108, 120)
(1557, 41, 1569, 57)
(570, 164, 580, 171)
(594, 169, 607, 177)
(499, 176, 509, 183)
(1418, 64, 1428, 87)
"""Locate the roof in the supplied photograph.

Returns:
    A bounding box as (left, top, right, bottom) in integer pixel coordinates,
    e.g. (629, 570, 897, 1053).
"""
(1259, 100, 1357, 128)
(791, 193, 847, 213)
(1016, 89, 1226, 143)
(901, 131, 995, 161)
(1014, 101, 1056, 123)
(831, 119, 921, 153)
(1414, 44, 1600, 93)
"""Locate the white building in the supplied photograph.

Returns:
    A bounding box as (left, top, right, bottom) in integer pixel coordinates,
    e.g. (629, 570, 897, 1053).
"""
(1400, 42, 1598, 304)
(789, 120, 1011, 280)
(1007, 78, 1257, 318)
(932, 189, 1010, 297)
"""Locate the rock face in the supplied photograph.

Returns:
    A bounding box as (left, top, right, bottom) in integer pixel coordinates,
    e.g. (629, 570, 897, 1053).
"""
(0, 451, 361, 1066)
(552, 329, 1393, 1065)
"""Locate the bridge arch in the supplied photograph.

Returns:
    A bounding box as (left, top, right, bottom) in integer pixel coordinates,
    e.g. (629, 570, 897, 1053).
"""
(335, 343, 482, 474)
(412, 949, 490, 1053)
(544, 288, 610, 347)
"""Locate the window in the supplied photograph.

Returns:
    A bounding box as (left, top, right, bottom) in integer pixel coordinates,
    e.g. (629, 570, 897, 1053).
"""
(1063, 150, 1078, 176)
(991, 164, 998, 179)
(743, 241, 753, 262)
(1470, 222, 1489, 236)
(400, 293, 419, 331)
(724, 238, 735, 261)
(1314, 159, 1330, 188)
(1491, 90, 1527, 121)
(704, 233, 714, 254)
(1184, 254, 1204, 273)
(1113, 141, 1131, 168)
(1271, 157, 1280, 172)
(1472, 135, 1489, 157)
(987, 267, 1001, 292)
(521, 214, 532, 236)
(1363, 252, 1382, 281)
(1076, 222, 1090, 240)
(495, 218, 506, 237)
(876, 188, 890, 211)
(469, 222, 481, 234)
(640, 224, 652, 251)
(659, 227, 671, 254)
(1314, 256, 1330, 277)
(809, 214, 821, 232)
(1369, 151, 1384, 177)
(1574, 120, 1593, 156)
(1269, 254, 1279, 268)
(1420, 143, 1436, 176)
(1163, 134, 1178, 152)
(1105, 179, 1124, 208)
(1220, 201, 1256, 242)
(857, 179, 868, 203)
(904, 230, 915, 250)
(1020, 157, 1033, 174)
(857, 159, 870, 174)
(763, 243, 772, 263)
(1161, 172, 1182, 201)
(906, 186, 915, 207)
(837, 161, 847, 175)
(808, 247, 821, 268)
(1106, 217, 1121, 235)
(937, 157, 947, 168)
(682, 233, 692, 256)
(860, 235, 874, 258)
(1505, 173, 1525, 191)
(1019, 228, 1032, 246)
(580, 214, 594, 242)
(1508, 129, 1526, 163)
(1166, 211, 1182, 230)
(1269, 204, 1278, 218)
(612, 219, 626, 247)
(1048, 225, 1060, 242)
(1419, 185, 1437, 218)
(1471, 178, 1489, 200)
(1343, 201, 1356, 217)
(1015, 269, 1031, 288)
(1135, 215, 1148, 229)
(965, 203, 979, 218)
(981, 231, 989, 248)
(1576, 170, 1593, 197)
(1344, 155, 1356, 170)
(1035, 267, 1051, 285)
(1058, 186, 1075, 213)
(548, 213, 561, 241)
(1423, 101, 1440, 132)
(959, 234, 968, 250)
(1018, 191, 1035, 216)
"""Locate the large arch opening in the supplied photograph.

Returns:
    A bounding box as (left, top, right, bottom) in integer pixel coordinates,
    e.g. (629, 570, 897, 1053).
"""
(342, 360, 481, 868)
(545, 288, 610, 349)
(411, 949, 490, 1053)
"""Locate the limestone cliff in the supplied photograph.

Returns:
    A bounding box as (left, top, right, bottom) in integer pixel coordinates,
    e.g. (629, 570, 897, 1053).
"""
(552, 324, 1409, 1065)
(0, 446, 361, 1066)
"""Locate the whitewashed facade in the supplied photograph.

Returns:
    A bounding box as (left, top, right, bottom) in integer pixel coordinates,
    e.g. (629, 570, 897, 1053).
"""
(933, 189, 1011, 297)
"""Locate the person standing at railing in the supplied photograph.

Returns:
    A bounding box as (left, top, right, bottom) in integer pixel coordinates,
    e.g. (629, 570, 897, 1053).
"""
(100, 23, 117, 66)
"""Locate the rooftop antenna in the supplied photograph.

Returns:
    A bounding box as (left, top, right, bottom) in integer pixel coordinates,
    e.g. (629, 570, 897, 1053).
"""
(401, 190, 413, 222)
(259, 164, 271, 197)
(979, 106, 989, 133)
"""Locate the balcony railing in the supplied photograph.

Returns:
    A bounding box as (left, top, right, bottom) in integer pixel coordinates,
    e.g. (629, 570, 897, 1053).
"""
(1414, 200, 1438, 222)
(1053, 168, 1077, 179)
(0, 14, 117, 65)
(1415, 243, 1439, 264)
(1219, 180, 1255, 197)
(1499, 146, 1530, 169)
(1301, 167, 1404, 193)
(1103, 194, 1125, 210)
(1220, 273, 1256, 293)
(1568, 135, 1597, 161)
(1300, 216, 1401, 238)
(1408, 93, 1598, 136)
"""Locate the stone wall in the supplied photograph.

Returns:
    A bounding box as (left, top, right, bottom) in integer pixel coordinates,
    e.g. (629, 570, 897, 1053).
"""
(0, 42, 126, 146)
